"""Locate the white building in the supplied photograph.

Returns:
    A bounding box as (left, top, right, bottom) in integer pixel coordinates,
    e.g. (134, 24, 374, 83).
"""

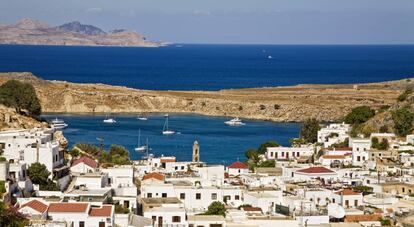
(266, 146, 314, 160)
(70, 156, 98, 174)
(317, 123, 350, 148)
(293, 166, 338, 182)
(243, 190, 283, 214)
(227, 161, 249, 176)
(332, 189, 363, 208)
(349, 138, 371, 152)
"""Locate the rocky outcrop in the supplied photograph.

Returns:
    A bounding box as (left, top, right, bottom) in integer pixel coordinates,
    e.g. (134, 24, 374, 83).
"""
(0, 72, 411, 122)
(0, 18, 160, 47)
(0, 105, 46, 130)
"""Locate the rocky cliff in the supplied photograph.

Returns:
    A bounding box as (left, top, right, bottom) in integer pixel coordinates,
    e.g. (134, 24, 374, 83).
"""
(0, 18, 160, 47)
(0, 72, 411, 122)
(0, 105, 46, 131)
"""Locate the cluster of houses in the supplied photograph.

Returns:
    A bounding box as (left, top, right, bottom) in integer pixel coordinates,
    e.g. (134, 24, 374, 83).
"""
(2, 122, 414, 227)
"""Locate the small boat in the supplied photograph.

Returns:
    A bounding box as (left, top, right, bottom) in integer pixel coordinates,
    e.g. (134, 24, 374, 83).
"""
(50, 118, 68, 130)
(162, 114, 175, 135)
(137, 113, 148, 121)
(103, 115, 116, 124)
(141, 138, 153, 159)
(224, 117, 245, 126)
(134, 129, 147, 152)
(267, 55, 273, 59)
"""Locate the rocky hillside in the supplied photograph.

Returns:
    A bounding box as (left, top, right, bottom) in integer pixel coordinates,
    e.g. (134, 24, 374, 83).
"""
(0, 105, 46, 131)
(0, 72, 411, 122)
(0, 18, 160, 47)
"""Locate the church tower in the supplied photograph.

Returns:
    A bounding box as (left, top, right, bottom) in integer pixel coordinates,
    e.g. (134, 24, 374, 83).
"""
(192, 140, 200, 163)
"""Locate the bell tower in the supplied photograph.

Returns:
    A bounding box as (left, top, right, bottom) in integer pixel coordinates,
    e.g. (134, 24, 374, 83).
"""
(192, 140, 200, 163)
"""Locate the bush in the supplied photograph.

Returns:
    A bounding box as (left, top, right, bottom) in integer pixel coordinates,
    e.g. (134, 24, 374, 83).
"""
(115, 204, 130, 214)
(27, 163, 51, 185)
(101, 145, 131, 165)
(39, 180, 60, 191)
(344, 106, 375, 125)
(0, 80, 41, 116)
(245, 149, 259, 162)
(258, 160, 275, 167)
(397, 88, 412, 102)
(75, 143, 101, 156)
(300, 118, 321, 143)
(371, 137, 389, 150)
(379, 125, 389, 133)
(392, 107, 414, 136)
(204, 201, 226, 216)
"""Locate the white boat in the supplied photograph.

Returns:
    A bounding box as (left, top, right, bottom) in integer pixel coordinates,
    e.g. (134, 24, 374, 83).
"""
(137, 114, 148, 121)
(267, 55, 273, 59)
(134, 129, 147, 152)
(50, 118, 68, 130)
(103, 115, 116, 124)
(141, 138, 153, 159)
(224, 117, 245, 126)
(162, 114, 175, 135)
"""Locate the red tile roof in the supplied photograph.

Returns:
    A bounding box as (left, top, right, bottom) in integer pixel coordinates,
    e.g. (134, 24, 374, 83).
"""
(334, 147, 352, 151)
(71, 156, 98, 169)
(228, 161, 248, 169)
(296, 166, 335, 174)
(20, 200, 48, 213)
(89, 205, 113, 217)
(335, 188, 361, 196)
(143, 172, 165, 181)
(48, 203, 89, 213)
(321, 155, 345, 159)
(160, 157, 176, 163)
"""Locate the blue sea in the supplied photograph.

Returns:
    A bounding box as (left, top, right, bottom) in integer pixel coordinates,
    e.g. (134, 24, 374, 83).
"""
(0, 44, 413, 90)
(2, 44, 414, 163)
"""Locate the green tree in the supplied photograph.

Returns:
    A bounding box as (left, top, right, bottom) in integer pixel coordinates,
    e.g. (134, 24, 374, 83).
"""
(257, 141, 279, 154)
(0, 80, 41, 116)
(245, 149, 259, 162)
(392, 107, 414, 136)
(27, 162, 50, 185)
(205, 201, 226, 216)
(106, 145, 131, 165)
(300, 118, 321, 143)
(344, 106, 375, 125)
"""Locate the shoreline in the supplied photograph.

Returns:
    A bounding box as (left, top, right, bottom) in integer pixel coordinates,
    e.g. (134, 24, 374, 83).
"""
(0, 72, 411, 123)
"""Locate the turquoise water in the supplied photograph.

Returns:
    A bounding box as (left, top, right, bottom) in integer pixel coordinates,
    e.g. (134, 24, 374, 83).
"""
(44, 114, 300, 164)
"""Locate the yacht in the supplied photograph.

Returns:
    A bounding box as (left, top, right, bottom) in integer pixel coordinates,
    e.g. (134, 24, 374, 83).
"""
(137, 113, 148, 121)
(267, 55, 273, 59)
(224, 117, 245, 126)
(50, 118, 68, 130)
(103, 115, 116, 124)
(134, 129, 147, 152)
(162, 114, 175, 135)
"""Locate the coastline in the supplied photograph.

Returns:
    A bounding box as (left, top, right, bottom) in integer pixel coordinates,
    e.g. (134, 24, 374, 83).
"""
(0, 72, 411, 122)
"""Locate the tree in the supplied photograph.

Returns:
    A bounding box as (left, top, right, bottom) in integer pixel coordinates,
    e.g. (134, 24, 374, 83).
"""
(245, 149, 259, 162)
(0, 80, 41, 116)
(27, 162, 50, 185)
(344, 106, 375, 125)
(0, 201, 29, 227)
(205, 201, 226, 216)
(392, 107, 414, 136)
(257, 141, 279, 154)
(300, 118, 321, 143)
(103, 145, 131, 165)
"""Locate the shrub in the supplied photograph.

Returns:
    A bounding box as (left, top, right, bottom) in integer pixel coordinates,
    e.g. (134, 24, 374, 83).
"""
(397, 88, 412, 102)
(300, 118, 321, 143)
(392, 107, 414, 136)
(204, 201, 226, 216)
(344, 106, 375, 125)
(115, 204, 130, 214)
(0, 80, 41, 116)
(257, 141, 279, 154)
(27, 163, 51, 185)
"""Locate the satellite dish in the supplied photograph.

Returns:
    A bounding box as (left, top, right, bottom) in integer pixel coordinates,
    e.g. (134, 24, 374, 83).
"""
(327, 203, 345, 219)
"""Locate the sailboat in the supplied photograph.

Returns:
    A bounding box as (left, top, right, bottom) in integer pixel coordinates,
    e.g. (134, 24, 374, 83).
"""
(137, 113, 148, 121)
(103, 114, 116, 124)
(141, 138, 153, 160)
(162, 114, 175, 135)
(134, 129, 147, 152)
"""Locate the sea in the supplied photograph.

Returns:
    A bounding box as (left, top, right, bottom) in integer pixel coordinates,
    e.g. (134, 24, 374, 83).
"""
(1, 44, 414, 163)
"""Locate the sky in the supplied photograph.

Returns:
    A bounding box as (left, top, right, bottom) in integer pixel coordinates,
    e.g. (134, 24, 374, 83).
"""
(0, 0, 413, 44)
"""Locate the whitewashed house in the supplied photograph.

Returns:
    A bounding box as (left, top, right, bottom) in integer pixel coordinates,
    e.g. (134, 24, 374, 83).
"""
(227, 161, 249, 176)
(293, 166, 338, 181)
(266, 146, 313, 160)
(70, 156, 98, 174)
(317, 123, 350, 148)
(332, 189, 363, 208)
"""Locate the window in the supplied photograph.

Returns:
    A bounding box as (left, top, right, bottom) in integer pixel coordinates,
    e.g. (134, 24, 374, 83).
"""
(79, 221, 85, 227)
(147, 193, 152, 198)
(211, 193, 217, 200)
(196, 193, 201, 200)
(297, 152, 300, 157)
(281, 152, 284, 157)
(357, 156, 360, 161)
(162, 193, 167, 198)
(402, 187, 405, 193)
(354, 200, 358, 207)
(180, 193, 185, 199)
(235, 195, 240, 200)
(172, 216, 181, 223)
(345, 200, 349, 207)
(175, 166, 178, 170)
(181, 166, 185, 170)
(332, 198, 336, 203)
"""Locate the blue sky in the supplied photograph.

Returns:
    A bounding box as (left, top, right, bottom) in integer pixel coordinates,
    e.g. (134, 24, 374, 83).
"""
(0, 0, 413, 44)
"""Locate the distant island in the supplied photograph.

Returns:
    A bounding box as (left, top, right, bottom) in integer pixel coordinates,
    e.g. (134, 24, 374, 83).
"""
(0, 18, 162, 47)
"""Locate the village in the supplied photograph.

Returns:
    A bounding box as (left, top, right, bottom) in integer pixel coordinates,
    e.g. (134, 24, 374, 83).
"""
(2, 111, 414, 227)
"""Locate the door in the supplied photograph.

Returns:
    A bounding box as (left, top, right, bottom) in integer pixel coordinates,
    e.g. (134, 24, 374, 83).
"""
(158, 216, 163, 227)
(123, 200, 129, 208)
(99, 222, 105, 227)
